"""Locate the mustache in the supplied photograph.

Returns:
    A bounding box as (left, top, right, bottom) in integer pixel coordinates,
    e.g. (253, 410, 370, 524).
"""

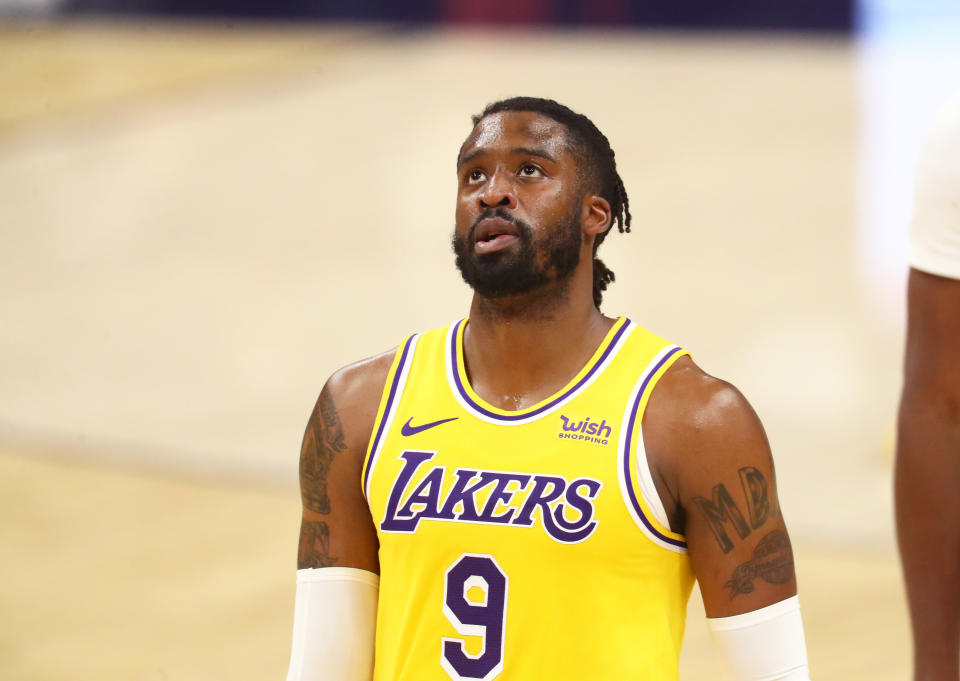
(468, 208, 533, 242)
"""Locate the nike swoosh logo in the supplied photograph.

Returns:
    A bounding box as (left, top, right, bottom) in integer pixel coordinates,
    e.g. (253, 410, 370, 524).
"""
(401, 416, 459, 437)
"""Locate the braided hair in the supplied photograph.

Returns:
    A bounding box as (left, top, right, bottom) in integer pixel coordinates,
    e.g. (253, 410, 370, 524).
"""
(471, 97, 631, 308)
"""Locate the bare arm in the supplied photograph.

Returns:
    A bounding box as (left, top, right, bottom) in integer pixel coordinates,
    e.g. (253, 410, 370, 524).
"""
(644, 357, 797, 618)
(297, 351, 395, 573)
(286, 352, 395, 681)
(896, 268, 960, 681)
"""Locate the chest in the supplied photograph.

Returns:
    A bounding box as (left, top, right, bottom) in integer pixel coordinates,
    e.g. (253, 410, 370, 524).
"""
(369, 397, 634, 551)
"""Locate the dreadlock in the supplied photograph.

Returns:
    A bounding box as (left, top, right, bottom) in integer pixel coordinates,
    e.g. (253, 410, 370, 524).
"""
(471, 96, 632, 308)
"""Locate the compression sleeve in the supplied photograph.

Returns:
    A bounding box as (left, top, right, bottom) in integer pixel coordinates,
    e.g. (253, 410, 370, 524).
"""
(707, 595, 811, 681)
(909, 93, 960, 280)
(285, 567, 379, 681)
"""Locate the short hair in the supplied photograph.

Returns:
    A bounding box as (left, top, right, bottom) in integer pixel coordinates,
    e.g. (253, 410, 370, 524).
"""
(471, 96, 631, 308)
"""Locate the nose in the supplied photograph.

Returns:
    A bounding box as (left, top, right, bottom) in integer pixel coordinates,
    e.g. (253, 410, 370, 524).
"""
(478, 171, 517, 210)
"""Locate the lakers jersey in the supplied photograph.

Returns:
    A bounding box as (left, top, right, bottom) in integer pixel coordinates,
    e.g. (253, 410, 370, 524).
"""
(362, 317, 695, 681)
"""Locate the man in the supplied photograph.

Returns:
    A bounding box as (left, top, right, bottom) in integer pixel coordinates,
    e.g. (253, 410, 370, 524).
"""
(286, 97, 810, 681)
(896, 93, 960, 681)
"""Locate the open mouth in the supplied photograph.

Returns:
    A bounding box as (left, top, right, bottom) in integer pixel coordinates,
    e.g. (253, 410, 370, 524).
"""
(472, 216, 520, 254)
(474, 234, 518, 254)
(474, 216, 519, 243)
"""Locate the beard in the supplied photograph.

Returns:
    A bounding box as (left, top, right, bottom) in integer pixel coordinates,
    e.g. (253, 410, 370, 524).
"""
(452, 205, 583, 300)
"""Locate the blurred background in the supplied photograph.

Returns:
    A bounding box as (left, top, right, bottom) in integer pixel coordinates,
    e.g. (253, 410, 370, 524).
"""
(2, 0, 959, 679)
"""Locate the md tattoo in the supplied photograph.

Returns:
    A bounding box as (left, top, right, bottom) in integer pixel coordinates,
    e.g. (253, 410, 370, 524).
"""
(692, 466, 773, 553)
(724, 529, 794, 598)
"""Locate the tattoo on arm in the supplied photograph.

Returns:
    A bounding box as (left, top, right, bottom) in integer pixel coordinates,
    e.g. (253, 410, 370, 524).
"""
(738, 466, 770, 528)
(298, 518, 338, 568)
(724, 529, 795, 599)
(692, 467, 774, 553)
(297, 388, 348, 568)
(300, 388, 348, 515)
(693, 483, 751, 553)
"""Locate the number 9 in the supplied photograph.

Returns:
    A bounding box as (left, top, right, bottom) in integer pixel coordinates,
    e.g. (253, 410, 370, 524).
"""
(441, 554, 509, 681)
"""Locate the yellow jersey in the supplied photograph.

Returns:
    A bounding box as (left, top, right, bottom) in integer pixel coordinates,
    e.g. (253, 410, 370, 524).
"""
(362, 317, 695, 681)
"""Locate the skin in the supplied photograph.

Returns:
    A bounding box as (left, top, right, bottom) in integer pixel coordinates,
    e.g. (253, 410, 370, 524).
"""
(297, 110, 798, 621)
(896, 268, 960, 681)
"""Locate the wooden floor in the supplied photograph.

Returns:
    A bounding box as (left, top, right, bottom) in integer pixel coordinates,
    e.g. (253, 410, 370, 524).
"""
(0, 20, 912, 680)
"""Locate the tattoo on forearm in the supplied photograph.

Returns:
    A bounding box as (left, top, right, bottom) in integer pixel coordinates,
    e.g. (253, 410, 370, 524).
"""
(724, 529, 794, 598)
(299, 388, 347, 515)
(298, 519, 338, 568)
(693, 466, 774, 553)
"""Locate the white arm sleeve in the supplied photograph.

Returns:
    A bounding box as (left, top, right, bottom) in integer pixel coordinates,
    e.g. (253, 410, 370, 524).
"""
(909, 93, 960, 280)
(707, 595, 811, 681)
(285, 567, 379, 681)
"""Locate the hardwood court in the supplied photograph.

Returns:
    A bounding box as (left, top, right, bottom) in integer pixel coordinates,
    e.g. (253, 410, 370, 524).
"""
(0, 21, 908, 680)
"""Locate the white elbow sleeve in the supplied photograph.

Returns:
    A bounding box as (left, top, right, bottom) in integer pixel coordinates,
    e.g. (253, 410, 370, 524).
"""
(707, 595, 811, 681)
(286, 567, 379, 681)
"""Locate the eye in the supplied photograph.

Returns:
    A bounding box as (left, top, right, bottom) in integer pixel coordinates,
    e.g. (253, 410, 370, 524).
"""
(519, 164, 543, 177)
(466, 168, 486, 184)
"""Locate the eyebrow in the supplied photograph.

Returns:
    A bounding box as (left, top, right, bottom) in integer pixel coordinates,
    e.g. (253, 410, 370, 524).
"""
(457, 146, 558, 167)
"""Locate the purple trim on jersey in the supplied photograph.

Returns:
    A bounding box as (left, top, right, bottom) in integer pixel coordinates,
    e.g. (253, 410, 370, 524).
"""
(363, 334, 416, 496)
(449, 318, 630, 422)
(622, 346, 688, 549)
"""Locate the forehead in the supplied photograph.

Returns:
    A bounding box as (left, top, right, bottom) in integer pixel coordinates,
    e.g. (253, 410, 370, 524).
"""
(459, 111, 574, 162)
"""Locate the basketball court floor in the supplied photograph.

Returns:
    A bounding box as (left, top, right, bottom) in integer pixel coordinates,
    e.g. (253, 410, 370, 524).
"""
(0, 21, 910, 679)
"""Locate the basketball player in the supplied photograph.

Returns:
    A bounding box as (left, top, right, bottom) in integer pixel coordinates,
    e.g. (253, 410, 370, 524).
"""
(286, 97, 811, 681)
(896, 94, 960, 681)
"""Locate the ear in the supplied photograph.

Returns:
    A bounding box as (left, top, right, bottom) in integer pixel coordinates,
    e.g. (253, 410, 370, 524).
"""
(581, 195, 612, 236)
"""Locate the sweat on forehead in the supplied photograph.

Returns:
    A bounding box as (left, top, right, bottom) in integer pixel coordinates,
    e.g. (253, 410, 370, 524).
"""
(458, 111, 582, 164)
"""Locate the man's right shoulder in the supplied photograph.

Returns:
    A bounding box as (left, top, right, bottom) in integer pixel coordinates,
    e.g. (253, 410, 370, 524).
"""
(316, 348, 398, 454)
(326, 348, 397, 406)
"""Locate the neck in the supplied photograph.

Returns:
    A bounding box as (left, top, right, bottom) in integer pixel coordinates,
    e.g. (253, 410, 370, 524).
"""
(462, 264, 614, 411)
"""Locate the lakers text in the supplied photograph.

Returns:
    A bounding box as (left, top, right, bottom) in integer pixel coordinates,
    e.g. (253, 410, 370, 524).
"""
(379, 450, 603, 543)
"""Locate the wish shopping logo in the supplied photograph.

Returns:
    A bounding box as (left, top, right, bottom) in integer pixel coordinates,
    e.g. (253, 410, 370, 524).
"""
(557, 415, 613, 446)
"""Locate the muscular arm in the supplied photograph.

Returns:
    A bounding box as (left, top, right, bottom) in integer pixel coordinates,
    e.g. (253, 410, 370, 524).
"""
(896, 269, 960, 681)
(644, 356, 797, 617)
(286, 352, 394, 681)
(297, 351, 394, 572)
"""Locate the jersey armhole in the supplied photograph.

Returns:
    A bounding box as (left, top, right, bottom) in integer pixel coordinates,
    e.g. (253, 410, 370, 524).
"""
(617, 345, 690, 553)
(360, 333, 420, 501)
(635, 423, 673, 532)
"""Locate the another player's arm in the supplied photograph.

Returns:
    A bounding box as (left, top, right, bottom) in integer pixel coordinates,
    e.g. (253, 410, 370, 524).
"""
(896, 269, 960, 681)
(645, 357, 808, 679)
(287, 351, 394, 681)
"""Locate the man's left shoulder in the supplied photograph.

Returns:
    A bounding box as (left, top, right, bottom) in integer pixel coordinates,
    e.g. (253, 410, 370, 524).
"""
(644, 356, 767, 453)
